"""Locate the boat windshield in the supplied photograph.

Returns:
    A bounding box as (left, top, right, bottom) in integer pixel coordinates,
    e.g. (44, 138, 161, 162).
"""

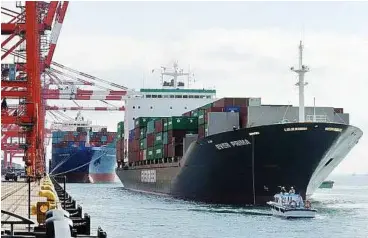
(274, 193, 304, 208)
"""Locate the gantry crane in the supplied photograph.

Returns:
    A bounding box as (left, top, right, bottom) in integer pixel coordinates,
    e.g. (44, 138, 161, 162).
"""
(2, 2, 133, 173)
(1, 1, 68, 176)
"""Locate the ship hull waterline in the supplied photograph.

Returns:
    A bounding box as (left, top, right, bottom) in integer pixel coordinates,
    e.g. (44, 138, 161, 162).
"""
(51, 145, 117, 184)
(116, 122, 362, 205)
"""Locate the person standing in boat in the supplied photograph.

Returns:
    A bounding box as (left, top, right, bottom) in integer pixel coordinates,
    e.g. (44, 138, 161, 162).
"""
(289, 187, 295, 194)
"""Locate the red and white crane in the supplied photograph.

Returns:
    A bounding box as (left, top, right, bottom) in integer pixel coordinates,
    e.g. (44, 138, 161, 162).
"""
(1, 1, 69, 175)
(2, 2, 133, 172)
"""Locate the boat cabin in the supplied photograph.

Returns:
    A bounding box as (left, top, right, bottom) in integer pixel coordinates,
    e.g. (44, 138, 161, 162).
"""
(273, 193, 305, 208)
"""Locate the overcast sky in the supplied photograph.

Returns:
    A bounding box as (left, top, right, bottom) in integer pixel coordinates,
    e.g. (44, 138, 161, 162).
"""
(3, 1, 368, 174)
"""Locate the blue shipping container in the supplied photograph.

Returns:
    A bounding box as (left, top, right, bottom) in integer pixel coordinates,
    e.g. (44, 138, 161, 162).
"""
(9, 64, 16, 81)
(129, 129, 135, 141)
(224, 106, 240, 112)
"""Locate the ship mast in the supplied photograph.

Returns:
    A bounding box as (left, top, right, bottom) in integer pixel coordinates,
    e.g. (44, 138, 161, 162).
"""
(291, 41, 309, 123)
(160, 61, 190, 88)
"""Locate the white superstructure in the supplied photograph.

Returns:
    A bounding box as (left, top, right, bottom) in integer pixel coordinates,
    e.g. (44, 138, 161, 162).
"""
(123, 63, 217, 160)
(51, 111, 106, 132)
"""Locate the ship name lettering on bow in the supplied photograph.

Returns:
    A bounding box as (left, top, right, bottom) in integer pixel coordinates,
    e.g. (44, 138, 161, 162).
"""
(215, 139, 251, 150)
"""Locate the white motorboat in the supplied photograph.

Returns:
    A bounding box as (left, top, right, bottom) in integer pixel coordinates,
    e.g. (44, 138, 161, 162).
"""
(267, 191, 317, 218)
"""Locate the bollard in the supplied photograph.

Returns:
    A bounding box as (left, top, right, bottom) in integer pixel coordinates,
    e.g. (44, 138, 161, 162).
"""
(97, 227, 107, 238)
(45, 217, 73, 238)
(84, 213, 91, 235)
(46, 209, 70, 220)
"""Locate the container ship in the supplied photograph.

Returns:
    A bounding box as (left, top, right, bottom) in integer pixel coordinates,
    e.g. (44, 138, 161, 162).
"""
(50, 112, 117, 183)
(115, 42, 363, 205)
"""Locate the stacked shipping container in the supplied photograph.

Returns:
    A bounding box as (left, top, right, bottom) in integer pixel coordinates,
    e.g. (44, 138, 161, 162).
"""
(52, 130, 116, 149)
(182, 97, 256, 139)
(125, 116, 198, 163)
(116, 121, 124, 163)
(121, 97, 260, 163)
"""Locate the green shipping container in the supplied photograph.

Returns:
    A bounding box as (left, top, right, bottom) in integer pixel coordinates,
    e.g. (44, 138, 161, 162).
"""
(117, 121, 124, 138)
(140, 138, 147, 150)
(201, 103, 213, 110)
(147, 147, 154, 160)
(163, 131, 168, 144)
(147, 120, 155, 134)
(186, 130, 198, 135)
(135, 117, 151, 128)
(168, 116, 197, 130)
(140, 127, 146, 139)
(154, 145, 164, 159)
(163, 120, 169, 132)
(186, 117, 198, 130)
(154, 132, 163, 146)
(191, 110, 199, 117)
(198, 109, 206, 125)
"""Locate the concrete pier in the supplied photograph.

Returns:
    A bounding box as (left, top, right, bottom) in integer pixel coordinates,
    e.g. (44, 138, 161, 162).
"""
(1, 178, 48, 232)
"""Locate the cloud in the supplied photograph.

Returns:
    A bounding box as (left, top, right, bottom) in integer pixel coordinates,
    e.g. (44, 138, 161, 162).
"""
(53, 27, 368, 173)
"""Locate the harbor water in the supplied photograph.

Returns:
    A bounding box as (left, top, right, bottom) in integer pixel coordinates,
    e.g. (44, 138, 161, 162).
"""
(65, 174, 368, 238)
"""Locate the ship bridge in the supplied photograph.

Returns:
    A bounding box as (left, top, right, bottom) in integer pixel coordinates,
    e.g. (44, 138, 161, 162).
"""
(140, 88, 216, 99)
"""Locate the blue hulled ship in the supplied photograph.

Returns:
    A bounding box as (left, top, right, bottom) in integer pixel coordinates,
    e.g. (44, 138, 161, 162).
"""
(50, 112, 117, 183)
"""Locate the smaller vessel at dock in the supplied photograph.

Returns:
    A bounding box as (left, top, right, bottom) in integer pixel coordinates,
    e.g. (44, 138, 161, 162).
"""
(319, 180, 334, 189)
(267, 188, 317, 219)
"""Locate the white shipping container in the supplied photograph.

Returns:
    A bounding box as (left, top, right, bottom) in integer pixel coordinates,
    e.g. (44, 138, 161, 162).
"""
(143, 149, 147, 160)
(207, 112, 240, 136)
(246, 106, 338, 127)
(248, 97, 261, 107)
(184, 134, 198, 154)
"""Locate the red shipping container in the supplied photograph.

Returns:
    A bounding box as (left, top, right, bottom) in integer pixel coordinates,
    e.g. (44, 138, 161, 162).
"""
(128, 151, 134, 162)
(118, 149, 122, 161)
(239, 106, 248, 117)
(206, 107, 224, 113)
(121, 140, 125, 150)
(147, 134, 155, 147)
(134, 151, 139, 162)
(167, 130, 187, 145)
(213, 98, 249, 107)
(234, 98, 249, 106)
(167, 144, 174, 157)
(198, 125, 205, 138)
(139, 150, 144, 161)
(134, 139, 140, 152)
(134, 127, 141, 140)
(164, 144, 169, 158)
(240, 116, 248, 128)
(128, 152, 133, 162)
(182, 111, 191, 117)
(174, 144, 183, 157)
(155, 119, 163, 133)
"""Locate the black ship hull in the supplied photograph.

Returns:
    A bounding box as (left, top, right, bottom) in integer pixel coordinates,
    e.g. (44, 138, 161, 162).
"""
(116, 122, 362, 205)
